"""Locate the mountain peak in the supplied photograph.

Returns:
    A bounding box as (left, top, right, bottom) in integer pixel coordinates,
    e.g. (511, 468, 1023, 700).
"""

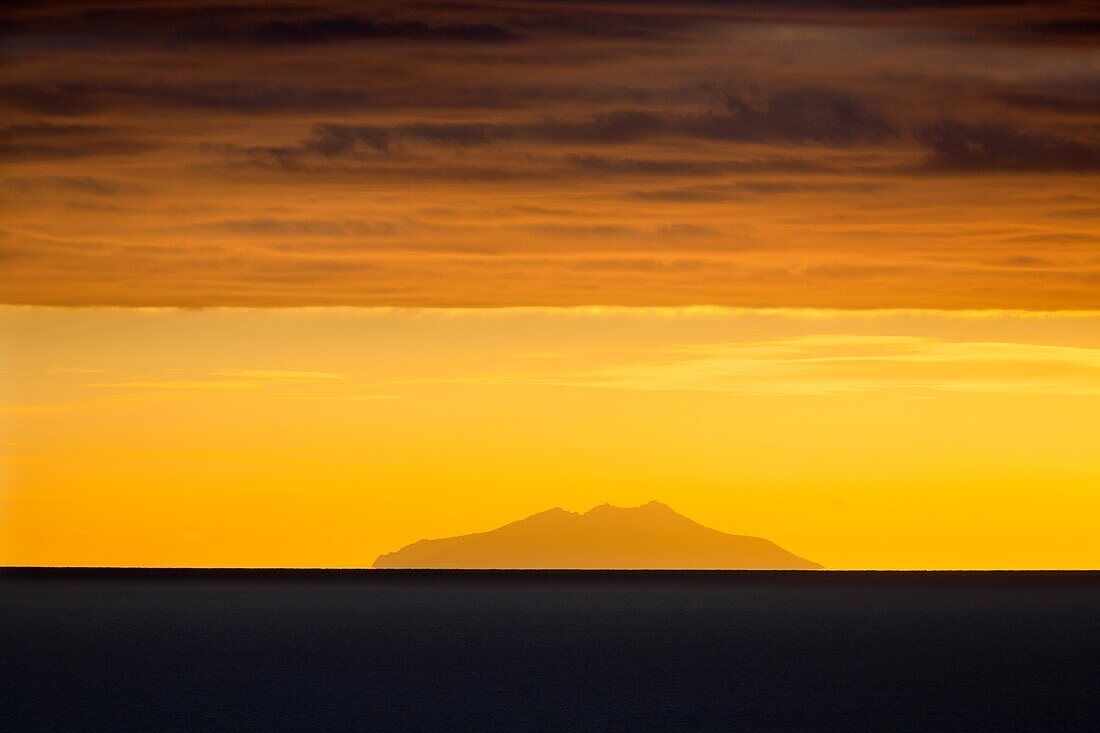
(526, 506, 574, 519)
(374, 502, 821, 570)
(584, 500, 673, 515)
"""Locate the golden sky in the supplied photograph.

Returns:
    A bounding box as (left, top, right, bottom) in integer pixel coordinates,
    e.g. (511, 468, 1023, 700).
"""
(3, 307, 1099, 568)
(1, 2, 1098, 567)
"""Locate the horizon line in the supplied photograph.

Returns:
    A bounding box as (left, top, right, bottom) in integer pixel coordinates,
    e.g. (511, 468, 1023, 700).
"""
(5, 567, 1100, 573)
(4, 305, 1100, 318)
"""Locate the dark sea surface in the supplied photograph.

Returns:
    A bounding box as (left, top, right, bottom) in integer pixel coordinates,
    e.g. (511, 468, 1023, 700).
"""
(2, 570, 1098, 732)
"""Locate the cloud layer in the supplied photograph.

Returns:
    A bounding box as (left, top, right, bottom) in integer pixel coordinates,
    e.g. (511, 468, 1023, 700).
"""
(1, 1, 1097, 308)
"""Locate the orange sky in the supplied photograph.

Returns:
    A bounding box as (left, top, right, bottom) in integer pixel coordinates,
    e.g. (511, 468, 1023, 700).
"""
(1, 1, 1098, 308)
(3, 307, 1099, 569)
(1, 2, 1098, 568)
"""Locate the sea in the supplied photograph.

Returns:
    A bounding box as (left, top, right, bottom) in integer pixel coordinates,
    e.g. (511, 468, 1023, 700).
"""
(2, 569, 1098, 731)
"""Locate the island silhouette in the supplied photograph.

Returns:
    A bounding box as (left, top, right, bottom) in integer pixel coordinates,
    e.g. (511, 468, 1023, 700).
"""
(373, 501, 821, 569)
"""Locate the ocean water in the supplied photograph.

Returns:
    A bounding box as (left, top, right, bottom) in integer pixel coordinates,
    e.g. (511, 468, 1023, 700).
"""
(2, 570, 1098, 732)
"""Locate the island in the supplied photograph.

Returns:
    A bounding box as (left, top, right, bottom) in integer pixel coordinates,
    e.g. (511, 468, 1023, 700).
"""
(374, 501, 821, 569)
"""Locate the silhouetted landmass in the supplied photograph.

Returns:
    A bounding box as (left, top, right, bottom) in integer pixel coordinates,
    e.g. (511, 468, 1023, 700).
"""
(373, 501, 821, 569)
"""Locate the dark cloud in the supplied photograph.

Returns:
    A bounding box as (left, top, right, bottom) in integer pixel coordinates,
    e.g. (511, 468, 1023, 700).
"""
(566, 155, 819, 177)
(290, 112, 665, 154)
(519, 222, 717, 240)
(629, 185, 735, 202)
(213, 138, 830, 180)
(1, 84, 107, 116)
(328, 93, 889, 148)
(2, 6, 518, 48)
(0, 81, 705, 117)
(196, 218, 399, 237)
(517, 110, 668, 145)
(918, 121, 1100, 172)
(0, 123, 158, 161)
(1000, 84, 1100, 116)
(682, 90, 896, 145)
(2, 5, 277, 48)
(496, 2, 746, 43)
(0, 82, 384, 117)
(1012, 17, 1100, 42)
(394, 122, 504, 146)
(735, 181, 883, 194)
(5, 175, 141, 196)
(303, 125, 392, 156)
(4, 0, 1094, 53)
(252, 16, 517, 45)
(263, 91, 891, 168)
(627, 180, 882, 200)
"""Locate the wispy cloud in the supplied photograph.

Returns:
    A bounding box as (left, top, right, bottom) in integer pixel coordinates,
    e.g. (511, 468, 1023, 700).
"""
(85, 369, 347, 393)
(89, 379, 263, 391)
(449, 335, 1100, 397)
(213, 369, 346, 381)
(46, 367, 113, 375)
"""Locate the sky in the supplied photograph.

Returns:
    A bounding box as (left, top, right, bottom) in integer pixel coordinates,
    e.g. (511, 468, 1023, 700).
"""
(1, 1, 1098, 567)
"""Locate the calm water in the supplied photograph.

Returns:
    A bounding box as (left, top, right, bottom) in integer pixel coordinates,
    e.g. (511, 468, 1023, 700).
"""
(3, 570, 1098, 731)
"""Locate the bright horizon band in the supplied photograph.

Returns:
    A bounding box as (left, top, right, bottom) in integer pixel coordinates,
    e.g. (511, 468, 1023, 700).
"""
(3, 306, 1098, 569)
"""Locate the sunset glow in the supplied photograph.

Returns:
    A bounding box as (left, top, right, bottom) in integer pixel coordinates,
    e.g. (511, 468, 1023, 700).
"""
(4, 307, 1098, 568)
(2, 1, 1098, 569)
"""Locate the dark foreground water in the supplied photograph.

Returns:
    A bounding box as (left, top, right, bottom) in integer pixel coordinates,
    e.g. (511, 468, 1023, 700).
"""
(2, 570, 1098, 732)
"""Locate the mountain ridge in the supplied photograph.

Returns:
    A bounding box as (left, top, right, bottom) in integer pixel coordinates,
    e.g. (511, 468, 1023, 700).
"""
(373, 501, 821, 569)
